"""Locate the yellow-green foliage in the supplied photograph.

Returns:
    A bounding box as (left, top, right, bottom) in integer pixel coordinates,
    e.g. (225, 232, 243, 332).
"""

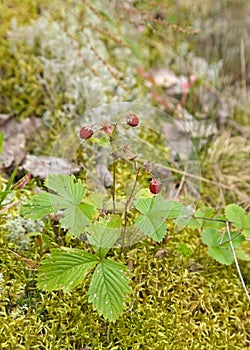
(0, 0, 50, 118)
(0, 46, 46, 118)
(0, 0, 43, 36)
(1, 226, 250, 349)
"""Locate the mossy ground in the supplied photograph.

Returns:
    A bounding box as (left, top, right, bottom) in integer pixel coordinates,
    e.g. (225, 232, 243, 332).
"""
(0, 0, 250, 349)
(1, 231, 250, 349)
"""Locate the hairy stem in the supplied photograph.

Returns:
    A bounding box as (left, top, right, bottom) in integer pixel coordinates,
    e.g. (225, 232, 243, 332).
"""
(112, 161, 116, 213)
(110, 123, 118, 213)
(121, 161, 140, 250)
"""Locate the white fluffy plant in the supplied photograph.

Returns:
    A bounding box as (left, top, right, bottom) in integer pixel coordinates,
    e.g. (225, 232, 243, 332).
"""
(7, 0, 143, 118)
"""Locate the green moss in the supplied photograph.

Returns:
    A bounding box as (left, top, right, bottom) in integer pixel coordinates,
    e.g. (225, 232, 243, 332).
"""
(0, 46, 45, 118)
(0, 1, 86, 120)
(0, 0, 43, 36)
(0, 0, 49, 119)
(1, 224, 250, 349)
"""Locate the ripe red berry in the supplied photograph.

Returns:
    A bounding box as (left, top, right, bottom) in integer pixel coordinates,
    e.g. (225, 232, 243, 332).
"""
(79, 126, 94, 139)
(126, 114, 140, 127)
(149, 178, 161, 194)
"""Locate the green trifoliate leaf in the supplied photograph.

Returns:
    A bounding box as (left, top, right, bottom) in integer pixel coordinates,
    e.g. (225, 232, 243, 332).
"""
(244, 212, 250, 228)
(60, 205, 90, 238)
(88, 259, 131, 322)
(202, 215, 226, 229)
(148, 222, 167, 242)
(86, 216, 121, 251)
(219, 232, 244, 249)
(134, 196, 185, 236)
(38, 248, 98, 292)
(22, 175, 97, 237)
(225, 204, 245, 229)
(45, 174, 86, 207)
(134, 214, 160, 236)
(201, 228, 221, 247)
(181, 212, 203, 229)
(83, 191, 104, 209)
(22, 192, 54, 219)
(201, 228, 242, 265)
(208, 247, 233, 265)
(200, 228, 243, 249)
(242, 212, 250, 237)
(242, 228, 250, 238)
(135, 196, 185, 218)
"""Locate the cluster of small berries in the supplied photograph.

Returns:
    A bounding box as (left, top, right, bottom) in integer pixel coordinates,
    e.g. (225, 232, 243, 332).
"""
(79, 113, 140, 140)
(79, 113, 161, 195)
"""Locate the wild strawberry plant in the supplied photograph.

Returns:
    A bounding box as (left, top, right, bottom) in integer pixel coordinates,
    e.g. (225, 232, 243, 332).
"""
(22, 113, 250, 321)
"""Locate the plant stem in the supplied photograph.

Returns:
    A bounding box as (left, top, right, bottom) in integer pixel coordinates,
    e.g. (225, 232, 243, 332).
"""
(121, 161, 140, 250)
(192, 216, 229, 223)
(219, 232, 242, 246)
(112, 160, 116, 213)
(110, 123, 118, 213)
(181, 215, 231, 224)
(226, 221, 250, 303)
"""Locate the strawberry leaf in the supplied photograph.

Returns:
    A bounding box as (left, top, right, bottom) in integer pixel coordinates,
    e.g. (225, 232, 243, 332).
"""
(148, 222, 167, 242)
(88, 259, 131, 322)
(242, 212, 250, 237)
(86, 216, 121, 251)
(201, 228, 221, 247)
(225, 204, 245, 229)
(242, 228, 250, 238)
(38, 248, 98, 292)
(181, 210, 203, 229)
(244, 212, 250, 229)
(21, 192, 54, 219)
(219, 232, 244, 249)
(45, 174, 85, 206)
(208, 247, 233, 265)
(202, 215, 225, 229)
(23, 175, 97, 237)
(134, 196, 185, 236)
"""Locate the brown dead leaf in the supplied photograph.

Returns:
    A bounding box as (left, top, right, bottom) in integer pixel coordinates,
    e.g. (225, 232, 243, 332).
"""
(154, 248, 168, 259)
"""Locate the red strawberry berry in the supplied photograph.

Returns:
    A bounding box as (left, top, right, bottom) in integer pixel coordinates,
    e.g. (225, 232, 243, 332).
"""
(126, 113, 140, 127)
(149, 178, 161, 194)
(80, 126, 94, 139)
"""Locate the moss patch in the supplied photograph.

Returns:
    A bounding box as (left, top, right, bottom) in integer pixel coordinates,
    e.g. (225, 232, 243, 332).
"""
(1, 227, 250, 349)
